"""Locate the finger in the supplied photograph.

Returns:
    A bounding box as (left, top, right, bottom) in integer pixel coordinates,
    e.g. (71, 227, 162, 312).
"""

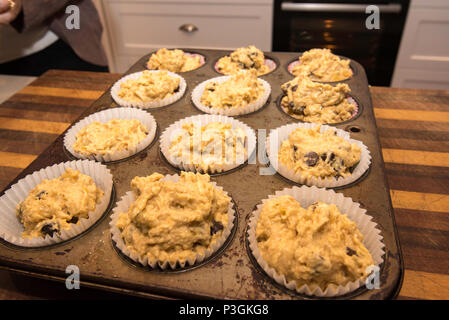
(0, 10, 14, 24)
(0, 2, 20, 24)
(0, 0, 11, 14)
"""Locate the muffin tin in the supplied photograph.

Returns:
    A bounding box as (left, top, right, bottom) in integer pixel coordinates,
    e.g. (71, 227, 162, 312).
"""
(0, 49, 403, 299)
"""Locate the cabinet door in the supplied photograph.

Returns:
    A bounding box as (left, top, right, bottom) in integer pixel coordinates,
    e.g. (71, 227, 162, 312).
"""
(392, 2, 449, 89)
(101, 0, 273, 71)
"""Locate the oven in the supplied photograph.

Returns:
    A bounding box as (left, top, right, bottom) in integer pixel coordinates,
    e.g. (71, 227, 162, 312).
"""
(273, 0, 410, 86)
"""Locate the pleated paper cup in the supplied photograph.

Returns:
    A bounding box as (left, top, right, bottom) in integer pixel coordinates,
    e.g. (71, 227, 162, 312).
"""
(64, 107, 157, 162)
(111, 70, 186, 109)
(109, 173, 235, 270)
(0, 160, 113, 247)
(191, 76, 271, 116)
(247, 185, 384, 297)
(160, 114, 257, 173)
(266, 123, 371, 188)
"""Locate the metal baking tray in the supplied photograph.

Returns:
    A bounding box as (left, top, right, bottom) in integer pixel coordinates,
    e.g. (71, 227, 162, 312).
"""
(0, 49, 403, 299)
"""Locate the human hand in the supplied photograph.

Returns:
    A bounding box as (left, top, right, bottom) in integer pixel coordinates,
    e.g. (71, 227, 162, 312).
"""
(0, 0, 22, 24)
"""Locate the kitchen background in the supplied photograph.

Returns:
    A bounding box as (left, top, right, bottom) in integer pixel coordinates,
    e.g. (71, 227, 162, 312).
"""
(1, 0, 448, 103)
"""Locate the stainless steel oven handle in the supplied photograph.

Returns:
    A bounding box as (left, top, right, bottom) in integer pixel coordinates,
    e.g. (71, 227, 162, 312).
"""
(281, 3, 402, 14)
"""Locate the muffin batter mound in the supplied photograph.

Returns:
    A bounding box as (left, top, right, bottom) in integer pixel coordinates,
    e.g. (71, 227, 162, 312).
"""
(73, 119, 149, 156)
(16, 168, 104, 239)
(292, 48, 353, 82)
(201, 70, 264, 110)
(146, 48, 202, 72)
(169, 122, 247, 172)
(278, 125, 361, 180)
(256, 196, 375, 291)
(216, 45, 270, 76)
(281, 75, 355, 124)
(116, 172, 230, 264)
(118, 70, 180, 103)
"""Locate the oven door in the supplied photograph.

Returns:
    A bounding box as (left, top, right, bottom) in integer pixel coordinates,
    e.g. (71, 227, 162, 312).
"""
(273, 1, 410, 86)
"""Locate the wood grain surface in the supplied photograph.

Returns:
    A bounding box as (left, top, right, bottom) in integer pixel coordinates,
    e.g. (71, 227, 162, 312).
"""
(0, 70, 447, 300)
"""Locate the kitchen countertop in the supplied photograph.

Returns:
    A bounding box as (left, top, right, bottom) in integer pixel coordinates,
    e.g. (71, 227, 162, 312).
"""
(0, 70, 447, 300)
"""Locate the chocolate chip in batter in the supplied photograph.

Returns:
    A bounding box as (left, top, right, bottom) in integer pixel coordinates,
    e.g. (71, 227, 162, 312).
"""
(293, 145, 298, 161)
(174, 85, 180, 93)
(36, 190, 47, 200)
(288, 101, 295, 109)
(346, 247, 357, 256)
(293, 106, 305, 115)
(304, 152, 319, 166)
(291, 85, 298, 92)
(349, 165, 356, 174)
(210, 221, 224, 235)
(41, 223, 59, 237)
(320, 153, 327, 161)
(67, 216, 78, 224)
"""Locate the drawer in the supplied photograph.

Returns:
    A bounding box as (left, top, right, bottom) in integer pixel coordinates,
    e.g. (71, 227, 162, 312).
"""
(103, 1, 273, 56)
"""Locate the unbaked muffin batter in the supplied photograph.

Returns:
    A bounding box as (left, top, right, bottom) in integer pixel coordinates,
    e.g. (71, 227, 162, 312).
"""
(216, 45, 270, 76)
(16, 168, 104, 239)
(201, 70, 264, 110)
(281, 75, 356, 124)
(116, 172, 230, 264)
(169, 122, 247, 172)
(117, 70, 180, 103)
(291, 48, 353, 82)
(146, 48, 202, 72)
(256, 196, 374, 291)
(73, 119, 149, 156)
(278, 125, 361, 180)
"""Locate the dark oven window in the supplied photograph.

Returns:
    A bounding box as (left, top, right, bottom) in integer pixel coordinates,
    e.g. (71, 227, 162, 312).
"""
(273, 0, 410, 86)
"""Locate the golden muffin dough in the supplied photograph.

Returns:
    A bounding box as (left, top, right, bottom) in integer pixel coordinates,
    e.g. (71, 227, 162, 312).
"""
(169, 122, 247, 172)
(201, 70, 264, 110)
(73, 119, 149, 156)
(116, 172, 230, 264)
(117, 70, 180, 103)
(16, 168, 104, 239)
(291, 48, 353, 82)
(278, 125, 361, 180)
(146, 48, 202, 72)
(216, 45, 270, 76)
(256, 196, 375, 291)
(280, 75, 356, 124)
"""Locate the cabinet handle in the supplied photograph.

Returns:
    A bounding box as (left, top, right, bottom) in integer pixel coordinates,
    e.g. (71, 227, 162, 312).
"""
(179, 24, 198, 33)
(281, 3, 401, 14)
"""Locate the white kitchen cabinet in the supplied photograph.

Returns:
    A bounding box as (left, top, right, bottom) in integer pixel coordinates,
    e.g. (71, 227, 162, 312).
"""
(96, 0, 273, 72)
(391, 0, 449, 89)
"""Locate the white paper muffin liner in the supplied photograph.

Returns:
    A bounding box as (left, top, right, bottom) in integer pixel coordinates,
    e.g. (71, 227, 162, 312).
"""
(109, 173, 236, 270)
(191, 76, 271, 116)
(146, 52, 206, 72)
(160, 114, 257, 173)
(214, 58, 277, 76)
(63, 107, 157, 162)
(267, 123, 371, 188)
(247, 185, 384, 297)
(0, 160, 113, 247)
(111, 70, 186, 109)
